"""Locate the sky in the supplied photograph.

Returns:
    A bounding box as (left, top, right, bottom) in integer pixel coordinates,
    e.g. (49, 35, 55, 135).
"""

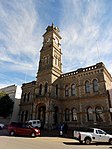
(0, 0, 112, 98)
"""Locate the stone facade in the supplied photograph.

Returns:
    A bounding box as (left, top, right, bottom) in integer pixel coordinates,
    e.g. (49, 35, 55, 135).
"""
(19, 24, 112, 129)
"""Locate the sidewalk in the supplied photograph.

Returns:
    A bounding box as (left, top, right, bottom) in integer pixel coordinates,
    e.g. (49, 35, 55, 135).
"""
(0, 129, 8, 136)
(41, 129, 73, 138)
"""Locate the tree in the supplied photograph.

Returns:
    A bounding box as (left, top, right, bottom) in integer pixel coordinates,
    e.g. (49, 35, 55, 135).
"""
(0, 92, 14, 118)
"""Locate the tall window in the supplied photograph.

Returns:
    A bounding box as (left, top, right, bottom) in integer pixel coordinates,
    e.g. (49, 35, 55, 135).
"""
(39, 84, 42, 95)
(21, 111, 24, 122)
(45, 57, 47, 63)
(71, 108, 77, 121)
(55, 56, 57, 65)
(45, 83, 48, 94)
(93, 79, 98, 92)
(56, 84, 58, 96)
(87, 107, 94, 121)
(25, 110, 28, 121)
(23, 93, 26, 102)
(65, 85, 69, 96)
(71, 84, 75, 96)
(27, 92, 30, 101)
(58, 59, 60, 67)
(65, 108, 70, 121)
(85, 81, 90, 93)
(95, 106, 103, 121)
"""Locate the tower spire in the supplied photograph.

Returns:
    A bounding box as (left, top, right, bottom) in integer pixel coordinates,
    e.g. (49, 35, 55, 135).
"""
(52, 22, 54, 27)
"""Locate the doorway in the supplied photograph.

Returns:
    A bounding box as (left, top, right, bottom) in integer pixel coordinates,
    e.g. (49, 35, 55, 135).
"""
(38, 106, 46, 128)
(54, 106, 59, 125)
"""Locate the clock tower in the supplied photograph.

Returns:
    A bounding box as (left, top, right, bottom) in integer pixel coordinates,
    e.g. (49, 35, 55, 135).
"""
(36, 23, 62, 94)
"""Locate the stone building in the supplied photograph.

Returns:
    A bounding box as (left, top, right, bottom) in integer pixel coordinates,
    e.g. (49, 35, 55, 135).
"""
(0, 85, 21, 123)
(19, 24, 112, 129)
(0, 85, 17, 102)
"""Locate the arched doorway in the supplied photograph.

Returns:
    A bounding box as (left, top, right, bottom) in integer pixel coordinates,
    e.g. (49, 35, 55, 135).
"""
(54, 106, 59, 125)
(21, 111, 24, 122)
(25, 110, 28, 121)
(38, 106, 46, 128)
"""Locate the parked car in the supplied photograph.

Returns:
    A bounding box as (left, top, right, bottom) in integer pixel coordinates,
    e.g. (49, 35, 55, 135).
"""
(74, 127, 112, 145)
(26, 120, 41, 128)
(8, 122, 40, 137)
(0, 123, 5, 129)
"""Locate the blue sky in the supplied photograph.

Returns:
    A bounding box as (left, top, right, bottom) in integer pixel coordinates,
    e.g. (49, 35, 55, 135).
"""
(0, 0, 112, 97)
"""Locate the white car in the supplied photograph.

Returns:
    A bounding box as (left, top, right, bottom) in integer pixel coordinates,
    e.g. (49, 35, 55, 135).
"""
(74, 128, 112, 145)
(0, 123, 4, 129)
(27, 120, 41, 128)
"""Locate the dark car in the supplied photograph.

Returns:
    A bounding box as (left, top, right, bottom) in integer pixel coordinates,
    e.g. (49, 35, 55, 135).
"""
(8, 122, 40, 137)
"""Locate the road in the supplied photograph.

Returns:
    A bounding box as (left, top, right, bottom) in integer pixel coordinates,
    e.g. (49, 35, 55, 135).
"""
(1, 136, 112, 149)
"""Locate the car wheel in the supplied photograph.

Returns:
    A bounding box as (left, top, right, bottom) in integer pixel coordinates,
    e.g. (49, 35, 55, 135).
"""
(10, 131, 15, 136)
(109, 139, 112, 145)
(85, 138, 91, 145)
(30, 132, 36, 137)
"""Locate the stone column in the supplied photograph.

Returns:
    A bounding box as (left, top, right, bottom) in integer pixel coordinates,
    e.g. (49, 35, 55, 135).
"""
(32, 103, 36, 119)
(93, 108, 97, 125)
(45, 99, 54, 129)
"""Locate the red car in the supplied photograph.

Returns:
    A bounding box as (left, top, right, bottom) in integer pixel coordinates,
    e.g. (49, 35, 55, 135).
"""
(8, 122, 40, 137)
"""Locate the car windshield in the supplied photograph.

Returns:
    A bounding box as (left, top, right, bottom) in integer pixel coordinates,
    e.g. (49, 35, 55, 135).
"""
(96, 130, 106, 135)
(22, 124, 33, 128)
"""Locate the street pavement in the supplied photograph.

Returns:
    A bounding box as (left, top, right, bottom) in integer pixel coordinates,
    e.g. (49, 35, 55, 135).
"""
(0, 129, 112, 149)
(0, 135, 112, 149)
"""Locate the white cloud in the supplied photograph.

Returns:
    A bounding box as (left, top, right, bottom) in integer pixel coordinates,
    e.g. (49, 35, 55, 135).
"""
(0, 83, 11, 89)
(59, 0, 112, 75)
(0, 0, 42, 76)
(0, 0, 112, 88)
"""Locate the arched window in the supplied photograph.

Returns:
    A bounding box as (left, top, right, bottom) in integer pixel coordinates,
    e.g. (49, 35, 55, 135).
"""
(39, 84, 42, 95)
(95, 106, 103, 121)
(71, 84, 75, 96)
(30, 93, 33, 99)
(93, 79, 98, 92)
(85, 81, 90, 93)
(38, 106, 46, 123)
(21, 111, 24, 122)
(71, 108, 77, 121)
(45, 83, 48, 94)
(58, 59, 60, 67)
(65, 85, 69, 96)
(87, 107, 94, 121)
(65, 108, 70, 121)
(54, 106, 58, 124)
(55, 56, 57, 65)
(23, 93, 26, 102)
(25, 110, 28, 121)
(27, 92, 30, 101)
(45, 57, 47, 64)
(56, 84, 58, 96)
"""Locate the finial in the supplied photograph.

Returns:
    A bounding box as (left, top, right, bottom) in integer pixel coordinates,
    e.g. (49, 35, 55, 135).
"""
(52, 22, 54, 27)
